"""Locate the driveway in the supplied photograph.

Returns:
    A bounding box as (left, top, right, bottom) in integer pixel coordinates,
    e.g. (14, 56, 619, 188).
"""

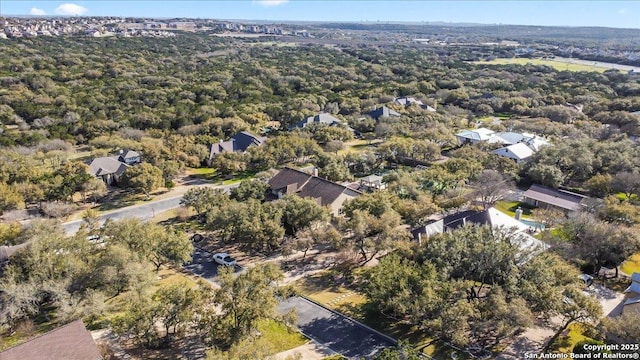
(183, 247, 244, 286)
(278, 296, 394, 359)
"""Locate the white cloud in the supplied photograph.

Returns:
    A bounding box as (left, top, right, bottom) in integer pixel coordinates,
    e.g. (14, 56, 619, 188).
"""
(257, 0, 288, 7)
(618, 8, 627, 14)
(30, 7, 47, 15)
(54, 3, 89, 16)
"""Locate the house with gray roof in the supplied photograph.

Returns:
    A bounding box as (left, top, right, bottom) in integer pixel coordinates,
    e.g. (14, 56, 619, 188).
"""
(365, 106, 400, 120)
(394, 97, 436, 112)
(454, 128, 496, 145)
(523, 184, 587, 212)
(88, 156, 129, 186)
(118, 150, 141, 165)
(289, 113, 344, 130)
(208, 131, 266, 164)
(268, 167, 361, 217)
(412, 207, 547, 254)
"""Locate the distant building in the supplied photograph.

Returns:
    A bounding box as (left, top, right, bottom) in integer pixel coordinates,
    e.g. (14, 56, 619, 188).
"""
(289, 113, 343, 130)
(0, 319, 102, 360)
(394, 97, 436, 112)
(208, 131, 267, 164)
(268, 167, 361, 217)
(87, 149, 141, 185)
(455, 127, 496, 145)
(365, 106, 400, 120)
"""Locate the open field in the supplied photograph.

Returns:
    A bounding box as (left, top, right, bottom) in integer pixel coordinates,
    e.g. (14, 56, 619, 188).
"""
(473, 58, 612, 72)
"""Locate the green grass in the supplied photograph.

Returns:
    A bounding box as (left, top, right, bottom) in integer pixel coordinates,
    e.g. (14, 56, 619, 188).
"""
(614, 192, 638, 201)
(323, 356, 347, 360)
(621, 253, 640, 276)
(494, 201, 534, 219)
(254, 319, 307, 353)
(551, 323, 594, 354)
(473, 58, 611, 73)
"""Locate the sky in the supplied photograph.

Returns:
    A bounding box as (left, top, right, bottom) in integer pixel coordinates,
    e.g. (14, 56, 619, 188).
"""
(1, 1, 639, 29)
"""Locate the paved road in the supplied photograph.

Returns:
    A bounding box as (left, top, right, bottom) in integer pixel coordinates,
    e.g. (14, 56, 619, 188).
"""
(61, 183, 239, 235)
(278, 296, 395, 360)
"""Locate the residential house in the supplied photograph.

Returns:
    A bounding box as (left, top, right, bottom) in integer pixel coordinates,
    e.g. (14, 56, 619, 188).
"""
(0, 319, 102, 360)
(522, 184, 587, 212)
(412, 207, 547, 254)
(289, 113, 343, 130)
(487, 131, 550, 152)
(454, 127, 496, 145)
(359, 174, 386, 191)
(394, 97, 436, 112)
(268, 167, 361, 217)
(623, 273, 640, 314)
(208, 131, 267, 164)
(118, 150, 141, 165)
(492, 142, 536, 163)
(88, 156, 129, 186)
(365, 106, 401, 120)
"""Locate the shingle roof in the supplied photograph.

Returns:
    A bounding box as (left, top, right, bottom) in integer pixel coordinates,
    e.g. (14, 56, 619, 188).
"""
(412, 208, 547, 253)
(268, 167, 313, 192)
(88, 157, 129, 177)
(290, 113, 342, 129)
(119, 150, 140, 160)
(366, 106, 400, 119)
(0, 320, 102, 360)
(523, 184, 586, 211)
(268, 167, 360, 206)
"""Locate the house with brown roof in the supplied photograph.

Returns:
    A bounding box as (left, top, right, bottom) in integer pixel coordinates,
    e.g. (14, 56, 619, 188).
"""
(0, 319, 102, 360)
(268, 167, 361, 217)
(522, 184, 587, 212)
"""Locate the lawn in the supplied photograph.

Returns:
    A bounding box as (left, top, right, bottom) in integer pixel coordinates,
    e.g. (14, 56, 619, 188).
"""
(337, 139, 379, 156)
(295, 271, 470, 359)
(253, 319, 307, 354)
(621, 253, 640, 276)
(550, 323, 595, 354)
(185, 167, 217, 179)
(494, 201, 534, 219)
(473, 58, 610, 73)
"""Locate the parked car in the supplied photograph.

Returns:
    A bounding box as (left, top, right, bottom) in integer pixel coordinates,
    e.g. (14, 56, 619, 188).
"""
(212, 253, 237, 267)
(579, 273, 594, 287)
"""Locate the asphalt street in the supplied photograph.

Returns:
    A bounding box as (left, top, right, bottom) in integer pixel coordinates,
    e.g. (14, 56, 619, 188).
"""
(278, 296, 395, 359)
(61, 183, 239, 235)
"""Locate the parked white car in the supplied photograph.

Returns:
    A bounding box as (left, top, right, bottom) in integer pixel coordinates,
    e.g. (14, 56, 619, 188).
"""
(212, 253, 237, 267)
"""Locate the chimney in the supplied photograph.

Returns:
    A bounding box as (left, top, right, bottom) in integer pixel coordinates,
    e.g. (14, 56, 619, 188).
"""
(312, 167, 318, 177)
(119, 149, 124, 154)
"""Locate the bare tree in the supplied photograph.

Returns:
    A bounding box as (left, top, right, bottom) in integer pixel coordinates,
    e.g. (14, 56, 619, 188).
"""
(471, 170, 513, 209)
